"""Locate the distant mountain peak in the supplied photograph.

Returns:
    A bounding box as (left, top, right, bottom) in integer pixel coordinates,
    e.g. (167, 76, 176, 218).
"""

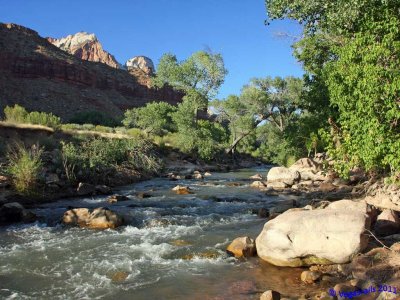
(47, 32, 119, 69)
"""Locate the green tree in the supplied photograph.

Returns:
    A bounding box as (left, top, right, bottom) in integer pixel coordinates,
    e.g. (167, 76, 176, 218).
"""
(266, 0, 400, 176)
(214, 76, 303, 154)
(123, 102, 176, 136)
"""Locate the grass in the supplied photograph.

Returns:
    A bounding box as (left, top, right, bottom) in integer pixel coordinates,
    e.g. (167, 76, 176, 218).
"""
(7, 144, 43, 196)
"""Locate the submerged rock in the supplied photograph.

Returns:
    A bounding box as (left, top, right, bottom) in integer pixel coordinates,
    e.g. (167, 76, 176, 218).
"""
(226, 236, 256, 258)
(107, 195, 129, 203)
(62, 207, 123, 229)
(172, 185, 192, 195)
(256, 207, 370, 267)
(110, 271, 129, 283)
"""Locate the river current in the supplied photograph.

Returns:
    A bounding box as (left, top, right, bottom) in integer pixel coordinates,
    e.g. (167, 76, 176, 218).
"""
(0, 168, 326, 299)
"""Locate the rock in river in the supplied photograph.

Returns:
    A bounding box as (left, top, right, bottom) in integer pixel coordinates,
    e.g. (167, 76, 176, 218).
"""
(256, 207, 370, 267)
(226, 236, 256, 258)
(0, 202, 36, 225)
(172, 185, 192, 195)
(267, 167, 300, 187)
(63, 207, 123, 229)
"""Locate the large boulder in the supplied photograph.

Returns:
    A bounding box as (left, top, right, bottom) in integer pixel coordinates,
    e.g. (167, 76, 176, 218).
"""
(256, 208, 370, 267)
(62, 207, 123, 229)
(266, 167, 300, 187)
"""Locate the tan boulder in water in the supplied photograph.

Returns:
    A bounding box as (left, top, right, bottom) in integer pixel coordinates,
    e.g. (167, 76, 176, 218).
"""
(226, 236, 256, 258)
(256, 208, 370, 267)
(62, 207, 123, 229)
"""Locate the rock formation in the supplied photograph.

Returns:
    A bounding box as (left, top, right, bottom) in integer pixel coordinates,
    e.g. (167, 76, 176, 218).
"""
(0, 23, 183, 121)
(125, 56, 155, 75)
(47, 32, 119, 69)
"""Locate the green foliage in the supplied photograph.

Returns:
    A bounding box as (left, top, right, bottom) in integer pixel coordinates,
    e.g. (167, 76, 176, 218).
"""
(4, 104, 28, 123)
(265, 0, 400, 176)
(123, 102, 176, 135)
(323, 13, 400, 175)
(7, 144, 43, 195)
(255, 124, 302, 166)
(213, 76, 304, 157)
(4, 105, 61, 129)
(154, 51, 228, 99)
(61, 138, 161, 182)
(69, 111, 120, 127)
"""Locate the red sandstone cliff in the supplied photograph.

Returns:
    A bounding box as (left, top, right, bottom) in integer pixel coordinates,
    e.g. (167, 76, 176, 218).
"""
(0, 23, 183, 120)
(47, 32, 120, 69)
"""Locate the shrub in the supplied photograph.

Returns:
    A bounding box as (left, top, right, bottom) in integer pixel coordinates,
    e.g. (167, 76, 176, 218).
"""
(4, 104, 28, 123)
(82, 124, 95, 131)
(94, 125, 114, 133)
(3, 105, 61, 129)
(61, 137, 161, 183)
(7, 144, 43, 195)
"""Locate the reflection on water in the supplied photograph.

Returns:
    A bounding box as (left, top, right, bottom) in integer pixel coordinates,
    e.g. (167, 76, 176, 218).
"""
(0, 168, 328, 299)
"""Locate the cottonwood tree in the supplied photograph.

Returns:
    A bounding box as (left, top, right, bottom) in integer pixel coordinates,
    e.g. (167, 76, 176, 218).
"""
(123, 102, 175, 136)
(214, 76, 303, 154)
(266, 0, 400, 176)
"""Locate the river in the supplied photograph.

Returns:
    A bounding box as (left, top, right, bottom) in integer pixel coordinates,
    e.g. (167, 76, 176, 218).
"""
(0, 168, 330, 299)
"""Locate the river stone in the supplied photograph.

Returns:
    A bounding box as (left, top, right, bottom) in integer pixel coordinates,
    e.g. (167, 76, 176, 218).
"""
(62, 207, 123, 229)
(250, 181, 266, 188)
(255, 208, 370, 267)
(76, 182, 95, 196)
(0, 202, 36, 224)
(226, 236, 256, 258)
(260, 290, 281, 300)
(300, 270, 321, 284)
(374, 209, 400, 236)
(250, 174, 263, 180)
(172, 185, 192, 195)
(267, 167, 300, 186)
(95, 185, 112, 195)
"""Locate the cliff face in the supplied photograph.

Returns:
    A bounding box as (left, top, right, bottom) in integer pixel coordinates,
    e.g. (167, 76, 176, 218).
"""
(47, 32, 120, 69)
(0, 23, 183, 121)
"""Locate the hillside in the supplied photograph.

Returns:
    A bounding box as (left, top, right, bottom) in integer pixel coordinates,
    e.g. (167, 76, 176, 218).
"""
(0, 23, 183, 121)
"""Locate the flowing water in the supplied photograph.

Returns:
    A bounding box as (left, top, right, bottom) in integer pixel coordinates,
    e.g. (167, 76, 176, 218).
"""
(0, 168, 330, 299)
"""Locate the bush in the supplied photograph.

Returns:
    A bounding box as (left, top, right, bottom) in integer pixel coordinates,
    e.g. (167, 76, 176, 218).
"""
(4, 104, 28, 123)
(69, 111, 120, 127)
(94, 125, 114, 133)
(61, 137, 161, 183)
(7, 144, 43, 195)
(3, 105, 61, 129)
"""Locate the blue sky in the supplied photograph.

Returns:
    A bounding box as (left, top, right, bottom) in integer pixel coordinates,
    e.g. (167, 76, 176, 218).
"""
(0, 0, 303, 99)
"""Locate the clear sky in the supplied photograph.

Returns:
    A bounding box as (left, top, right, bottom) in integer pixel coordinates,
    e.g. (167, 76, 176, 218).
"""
(0, 0, 303, 99)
